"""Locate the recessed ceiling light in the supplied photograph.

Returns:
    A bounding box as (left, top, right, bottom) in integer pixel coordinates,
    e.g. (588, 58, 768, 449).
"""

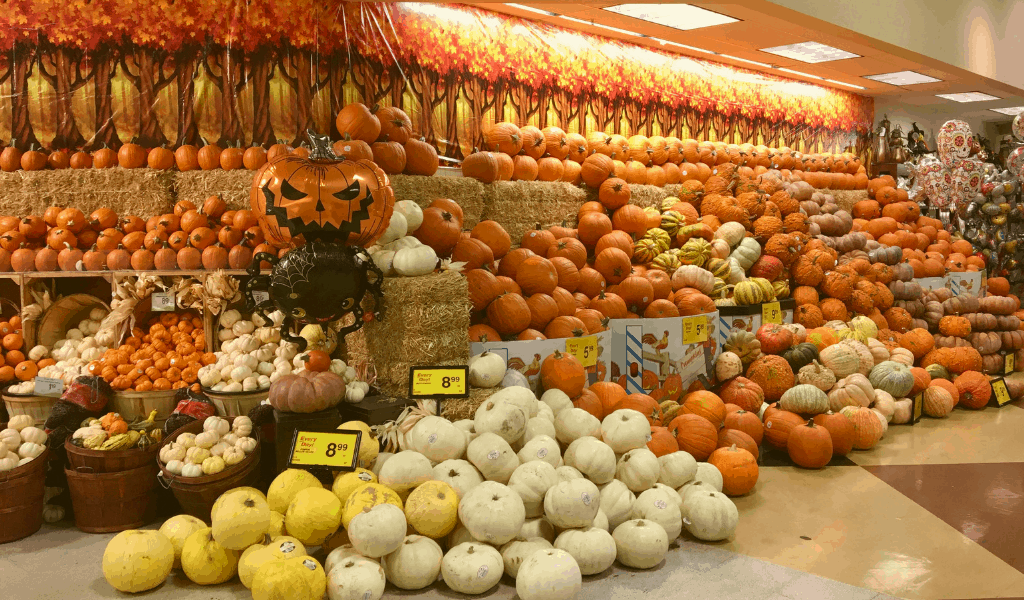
(761, 41, 860, 63)
(718, 54, 772, 68)
(825, 78, 866, 90)
(560, 15, 642, 36)
(991, 106, 1024, 115)
(778, 67, 823, 80)
(649, 37, 715, 54)
(503, 3, 557, 16)
(862, 70, 942, 86)
(936, 92, 1001, 102)
(602, 4, 738, 31)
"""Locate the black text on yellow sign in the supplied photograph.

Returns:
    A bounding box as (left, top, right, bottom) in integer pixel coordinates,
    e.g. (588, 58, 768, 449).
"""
(912, 392, 923, 424)
(761, 301, 782, 325)
(288, 430, 362, 471)
(409, 366, 469, 398)
(565, 336, 598, 367)
(991, 378, 1012, 407)
(1005, 353, 1015, 375)
(682, 315, 708, 345)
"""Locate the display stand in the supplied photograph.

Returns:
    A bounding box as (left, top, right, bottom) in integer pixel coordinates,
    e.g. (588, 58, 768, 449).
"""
(273, 407, 343, 474)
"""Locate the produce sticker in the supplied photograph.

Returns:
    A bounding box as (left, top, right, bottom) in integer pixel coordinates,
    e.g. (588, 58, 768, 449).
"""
(288, 429, 362, 470)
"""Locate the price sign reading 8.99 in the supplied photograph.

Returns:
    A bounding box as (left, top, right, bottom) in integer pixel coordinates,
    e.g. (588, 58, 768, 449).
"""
(409, 366, 469, 399)
(288, 430, 362, 471)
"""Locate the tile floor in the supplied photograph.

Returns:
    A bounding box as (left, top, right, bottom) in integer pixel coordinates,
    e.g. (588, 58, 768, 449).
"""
(5, 388, 1024, 600)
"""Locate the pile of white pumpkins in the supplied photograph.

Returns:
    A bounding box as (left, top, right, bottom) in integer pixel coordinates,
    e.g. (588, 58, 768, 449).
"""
(0, 414, 48, 471)
(200, 309, 370, 402)
(367, 199, 440, 277)
(102, 376, 739, 600)
(157, 416, 258, 478)
(7, 306, 112, 392)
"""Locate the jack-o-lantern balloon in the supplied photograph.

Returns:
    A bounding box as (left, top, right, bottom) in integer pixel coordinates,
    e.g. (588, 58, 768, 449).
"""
(250, 130, 394, 248)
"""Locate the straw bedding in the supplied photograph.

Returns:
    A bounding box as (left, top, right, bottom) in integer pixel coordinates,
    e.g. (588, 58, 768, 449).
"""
(0, 168, 175, 216)
(174, 170, 255, 211)
(390, 174, 485, 228)
(346, 270, 471, 397)
(441, 387, 497, 421)
(481, 181, 588, 246)
(826, 189, 869, 214)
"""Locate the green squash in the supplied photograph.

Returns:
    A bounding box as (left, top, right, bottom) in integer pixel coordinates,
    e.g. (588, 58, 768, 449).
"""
(924, 363, 951, 381)
(781, 342, 819, 373)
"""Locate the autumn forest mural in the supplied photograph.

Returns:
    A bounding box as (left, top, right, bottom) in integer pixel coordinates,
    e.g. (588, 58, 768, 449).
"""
(0, 1, 873, 160)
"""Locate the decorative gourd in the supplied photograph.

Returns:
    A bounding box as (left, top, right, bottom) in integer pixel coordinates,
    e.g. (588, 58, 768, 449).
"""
(798, 360, 836, 391)
(680, 491, 738, 541)
(781, 342, 819, 373)
(564, 436, 616, 484)
(615, 448, 661, 493)
(612, 519, 669, 568)
(779, 384, 829, 415)
(458, 481, 525, 545)
(715, 351, 743, 381)
(868, 361, 914, 397)
(819, 343, 860, 378)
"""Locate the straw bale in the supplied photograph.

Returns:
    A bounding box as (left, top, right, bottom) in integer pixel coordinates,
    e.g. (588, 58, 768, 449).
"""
(390, 174, 485, 228)
(441, 387, 497, 421)
(826, 189, 869, 214)
(481, 181, 587, 246)
(0, 167, 175, 216)
(174, 170, 255, 211)
(346, 270, 470, 396)
(622, 183, 674, 210)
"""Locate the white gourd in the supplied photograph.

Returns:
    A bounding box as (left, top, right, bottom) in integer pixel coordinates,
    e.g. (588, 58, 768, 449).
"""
(499, 538, 553, 579)
(600, 409, 651, 454)
(517, 434, 560, 467)
(612, 519, 669, 569)
(380, 535, 442, 591)
(508, 461, 558, 517)
(563, 436, 616, 484)
(554, 527, 617, 576)
(466, 433, 519, 484)
(657, 451, 697, 488)
(630, 488, 683, 539)
(474, 400, 527, 444)
(554, 408, 601, 445)
(543, 478, 601, 529)
(681, 491, 738, 541)
(441, 543, 503, 595)
(515, 549, 583, 600)
(615, 448, 660, 493)
(457, 481, 525, 545)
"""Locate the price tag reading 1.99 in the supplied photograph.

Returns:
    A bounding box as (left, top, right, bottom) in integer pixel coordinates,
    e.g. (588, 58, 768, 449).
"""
(565, 336, 598, 367)
(409, 366, 469, 398)
(762, 301, 782, 325)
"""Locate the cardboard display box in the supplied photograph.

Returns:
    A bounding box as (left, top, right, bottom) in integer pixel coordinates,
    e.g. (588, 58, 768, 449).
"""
(470, 330, 613, 394)
(717, 300, 795, 351)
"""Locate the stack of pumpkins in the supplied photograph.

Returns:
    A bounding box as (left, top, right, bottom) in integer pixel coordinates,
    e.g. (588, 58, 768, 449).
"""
(157, 416, 257, 478)
(102, 374, 747, 600)
(461, 121, 866, 190)
(920, 284, 1024, 376)
(0, 199, 277, 273)
(0, 315, 38, 385)
(333, 102, 439, 177)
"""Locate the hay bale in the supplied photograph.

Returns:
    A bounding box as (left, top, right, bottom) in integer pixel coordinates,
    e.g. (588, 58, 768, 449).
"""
(441, 387, 497, 422)
(619, 184, 672, 210)
(827, 189, 869, 214)
(0, 168, 175, 216)
(390, 174, 485, 228)
(174, 170, 255, 211)
(347, 270, 471, 396)
(481, 181, 587, 245)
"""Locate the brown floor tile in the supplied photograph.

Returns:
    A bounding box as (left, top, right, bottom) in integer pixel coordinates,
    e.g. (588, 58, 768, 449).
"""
(865, 462, 1024, 577)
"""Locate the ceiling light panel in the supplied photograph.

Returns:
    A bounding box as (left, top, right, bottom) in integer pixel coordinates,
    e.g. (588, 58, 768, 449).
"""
(761, 41, 860, 63)
(862, 70, 942, 86)
(991, 106, 1024, 115)
(504, 4, 556, 16)
(777, 67, 822, 80)
(936, 92, 1001, 102)
(559, 15, 642, 36)
(602, 4, 738, 31)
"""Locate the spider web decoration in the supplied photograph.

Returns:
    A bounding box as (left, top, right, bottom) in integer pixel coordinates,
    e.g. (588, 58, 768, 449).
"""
(271, 245, 318, 294)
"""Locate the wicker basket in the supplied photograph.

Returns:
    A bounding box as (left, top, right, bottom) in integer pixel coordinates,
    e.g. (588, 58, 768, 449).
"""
(2, 388, 57, 423)
(109, 389, 178, 427)
(36, 294, 110, 349)
(203, 387, 269, 418)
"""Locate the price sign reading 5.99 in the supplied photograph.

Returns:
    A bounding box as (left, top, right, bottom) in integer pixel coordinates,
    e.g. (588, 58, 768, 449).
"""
(682, 315, 708, 345)
(762, 302, 782, 325)
(565, 336, 598, 367)
(409, 366, 469, 399)
(288, 430, 362, 471)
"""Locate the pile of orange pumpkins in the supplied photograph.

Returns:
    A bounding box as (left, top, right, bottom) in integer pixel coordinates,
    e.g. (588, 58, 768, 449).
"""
(0, 316, 39, 384)
(0, 198, 288, 273)
(461, 120, 866, 190)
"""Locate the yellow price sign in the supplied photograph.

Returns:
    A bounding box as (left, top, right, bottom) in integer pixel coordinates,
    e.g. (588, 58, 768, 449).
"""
(1005, 353, 1015, 375)
(288, 430, 362, 470)
(409, 366, 468, 398)
(992, 379, 1012, 407)
(912, 393, 924, 423)
(682, 315, 708, 345)
(762, 301, 782, 325)
(566, 336, 598, 367)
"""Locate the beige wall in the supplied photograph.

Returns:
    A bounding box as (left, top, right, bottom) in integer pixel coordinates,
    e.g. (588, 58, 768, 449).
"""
(766, 0, 1024, 89)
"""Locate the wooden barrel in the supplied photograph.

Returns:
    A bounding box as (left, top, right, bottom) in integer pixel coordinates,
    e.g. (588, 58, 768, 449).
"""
(157, 420, 262, 523)
(0, 448, 48, 543)
(65, 462, 161, 533)
(64, 437, 159, 474)
(2, 389, 57, 423)
(110, 389, 178, 427)
(203, 387, 269, 418)
(36, 293, 110, 349)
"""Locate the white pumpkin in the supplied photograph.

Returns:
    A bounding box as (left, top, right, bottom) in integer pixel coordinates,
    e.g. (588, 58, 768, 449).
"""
(630, 488, 682, 539)
(536, 401, 555, 423)
(540, 389, 573, 415)
(0, 452, 20, 472)
(516, 549, 582, 600)
(554, 407, 601, 446)
(164, 460, 185, 475)
(378, 211, 408, 246)
(446, 523, 476, 550)
(325, 556, 386, 600)
(600, 409, 650, 454)
(598, 479, 636, 530)
(406, 416, 466, 463)
(381, 535, 442, 590)
(543, 478, 601, 529)
(18, 442, 44, 459)
(468, 351, 506, 389)
(432, 459, 484, 502)
(378, 451, 433, 497)
(489, 385, 539, 418)
(554, 465, 584, 483)
(677, 479, 718, 505)
(201, 456, 225, 475)
(348, 503, 407, 558)
(563, 436, 616, 484)
(7, 414, 34, 432)
(612, 519, 669, 569)
(657, 451, 697, 488)
(615, 448, 660, 493)
(180, 463, 204, 477)
(522, 417, 557, 445)
(871, 389, 896, 422)
(457, 481, 525, 545)
(19, 426, 46, 446)
(394, 200, 424, 232)
(235, 437, 257, 453)
(714, 221, 746, 247)
(194, 430, 219, 449)
(695, 463, 724, 492)
(681, 490, 738, 541)
(393, 245, 437, 277)
(0, 428, 21, 449)
(466, 432, 519, 484)
(508, 461, 558, 517)
(222, 447, 245, 466)
(517, 434, 560, 467)
(441, 543, 503, 595)
(554, 527, 616, 576)
(499, 537, 553, 578)
(474, 400, 527, 444)
(519, 517, 556, 543)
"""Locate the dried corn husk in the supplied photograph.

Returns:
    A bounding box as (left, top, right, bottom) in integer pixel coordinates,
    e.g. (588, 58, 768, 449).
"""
(203, 270, 242, 316)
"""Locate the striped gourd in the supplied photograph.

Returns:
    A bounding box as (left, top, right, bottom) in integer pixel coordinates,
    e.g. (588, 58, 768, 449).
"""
(705, 258, 731, 280)
(632, 238, 659, 264)
(733, 280, 765, 305)
(651, 252, 682, 273)
(659, 211, 682, 236)
(643, 227, 672, 252)
(679, 238, 711, 267)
